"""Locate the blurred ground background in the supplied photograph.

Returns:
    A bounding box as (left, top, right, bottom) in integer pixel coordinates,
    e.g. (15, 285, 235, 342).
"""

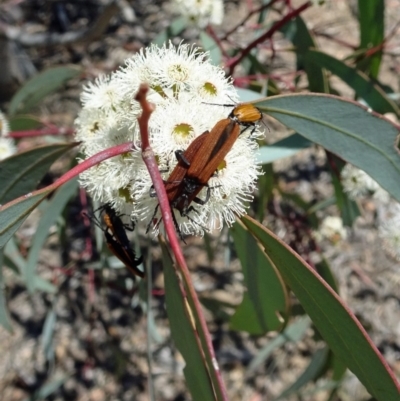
(0, 0, 400, 400)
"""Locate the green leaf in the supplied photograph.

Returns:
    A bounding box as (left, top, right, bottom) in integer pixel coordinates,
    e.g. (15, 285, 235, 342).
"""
(32, 276, 56, 293)
(9, 66, 81, 115)
(247, 316, 311, 375)
(256, 94, 400, 202)
(0, 249, 13, 332)
(256, 163, 273, 222)
(9, 115, 42, 131)
(200, 32, 222, 66)
(3, 237, 27, 275)
(257, 133, 312, 164)
(3, 215, 56, 294)
(230, 222, 288, 334)
(329, 157, 361, 226)
(25, 178, 78, 292)
(358, 0, 384, 78)
(276, 347, 329, 400)
(152, 17, 187, 47)
(282, 17, 329, 93)
(41, 306, 57, 361)
(237, 88, 263, 103)
(161, 242, 216, 401)
(0, 143, 77, 204)
(305, 50, 399, 115)
(0, 190, 52, 249)
(242, 215, 400, 401)
(23, 375, 69, 401)
(315, 257, 338, 294)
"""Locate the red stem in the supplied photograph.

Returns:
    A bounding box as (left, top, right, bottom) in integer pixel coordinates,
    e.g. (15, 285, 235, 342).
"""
(10, 127, 74, 138)
(227, 1, 312, 76)
(135, 84, 229, 401)
(0, 141, 136, 211)
(221, 0, 282, 41)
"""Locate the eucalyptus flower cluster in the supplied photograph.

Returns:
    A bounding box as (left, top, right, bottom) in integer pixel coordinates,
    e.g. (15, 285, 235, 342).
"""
(75, 42, 263, 237)
(0, 110, 16, 161)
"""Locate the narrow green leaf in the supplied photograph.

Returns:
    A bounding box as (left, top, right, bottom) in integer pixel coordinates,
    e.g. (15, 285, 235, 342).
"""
(257, 133, 312, 164)
(281, 17, 329, 93)
(247, 316, 311, 375)
(0, 191, 52, 249)
(306, 196, 336, 215)
(315, 257, 338, 294)
(230, 222, 288, 334)
(4, 237, 27, 274)
(276, 347, 329, 400)
(200, 32, 221, 66)
(0, 143, 77, 204)
(358, 0, 384, 78)
(256, 163, 273, 222)
(306, 50, 399, 115)
(0, 250, 13, 332)
(41, 307, 57, 361)
(9, 115, 42, 131)
(161, 242, 216, 401)
(23, 375, 68, 401)
(256, 94, 400, 202)
(152, 17, 187, 46)
(9, 66, 81, 115)
(328, 155, 361, 226)
(25, 179, 78, 292)
(32, 276, 56, 293)
(242, 215, 400, 401)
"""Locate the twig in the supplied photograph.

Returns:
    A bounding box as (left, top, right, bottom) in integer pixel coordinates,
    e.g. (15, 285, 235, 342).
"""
(0, 141, 136, 212)
(9, 127, 74, 138)
(227, 1, 312, 76)
(135, 84, 229, 401)
(221, 0, 282, 41)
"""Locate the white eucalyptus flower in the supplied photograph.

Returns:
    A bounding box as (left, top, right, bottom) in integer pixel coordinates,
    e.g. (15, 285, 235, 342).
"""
(172, 0, 224, 28)
(341, 164, 380, 200)
(314, 216, 347, 243)
(75, 41, 263, 237)
(378, 201, 400, 260)
(0, 110, 10, 137)
(0, 137, 17, 160)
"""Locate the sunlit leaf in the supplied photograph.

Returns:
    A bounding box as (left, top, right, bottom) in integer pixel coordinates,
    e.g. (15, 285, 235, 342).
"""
(0, 191, 52, 249)
(9, 115, 42, 131)
(257, 133, 312, 164)
(161, 241, 217, 401)
(200, 32, 221, 66)
(256, 94, 400, 202)
(242, 215, 400, 401)
(152, 17, 187, 46)
(306, 50, 399, 115)
(275, 347, 329, 400)
(9, 66, 82, 115)
(0, 250, 13, 332)
(357, 0, 384, 78)
(0, 143, 77, 204)
(25, 179, 78, 292)
(230, 222, 288, 334)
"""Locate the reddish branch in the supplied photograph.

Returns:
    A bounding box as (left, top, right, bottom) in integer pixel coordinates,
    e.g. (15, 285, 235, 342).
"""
(135, 84, 229, 401)
(10, 127, 74, 138)
(221, 0, 282, 41)
(227, 1, 312, 76)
